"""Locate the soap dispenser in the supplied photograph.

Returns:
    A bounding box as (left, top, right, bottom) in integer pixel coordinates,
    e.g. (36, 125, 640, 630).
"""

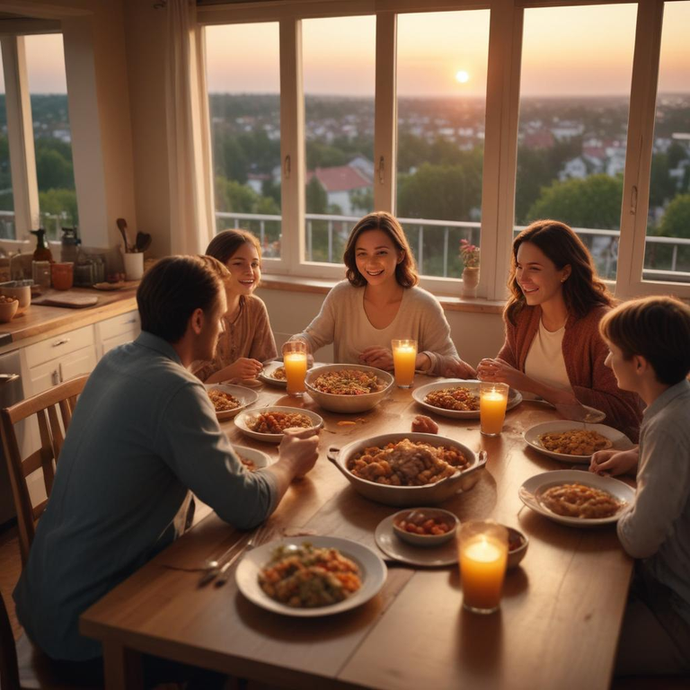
(60, 227, 79, 263)
(30, 228, 53, 262)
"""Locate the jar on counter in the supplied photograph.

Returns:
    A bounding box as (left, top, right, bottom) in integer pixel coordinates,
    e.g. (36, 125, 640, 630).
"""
(51, 262, 74, 291)
(32, 261, 52, 289)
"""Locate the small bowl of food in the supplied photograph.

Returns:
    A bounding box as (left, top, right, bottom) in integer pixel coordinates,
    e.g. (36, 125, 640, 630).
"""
(0, 295, 19, 323)
(305, 364, 394, 414)
(505, 526, 529, 569)
(232, 445, 272, 472)
(205, 384, 259, 422)
(392, 508, 458, 547)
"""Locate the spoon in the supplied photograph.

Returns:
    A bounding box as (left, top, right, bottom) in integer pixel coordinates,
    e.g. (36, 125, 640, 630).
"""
(116, 218, 131, 252)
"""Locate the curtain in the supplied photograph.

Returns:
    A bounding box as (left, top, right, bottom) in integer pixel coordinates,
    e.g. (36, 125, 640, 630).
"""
(165, 0, 215, 255)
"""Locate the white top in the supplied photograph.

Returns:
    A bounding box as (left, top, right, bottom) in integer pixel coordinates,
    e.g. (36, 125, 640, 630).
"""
(295, 280, 460, 376)
(523, 319, 572, 394)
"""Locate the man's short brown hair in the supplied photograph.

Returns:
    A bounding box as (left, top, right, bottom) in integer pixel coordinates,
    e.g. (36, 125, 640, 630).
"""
(137, 256, 226, 343)
(600, 296, 690, 385)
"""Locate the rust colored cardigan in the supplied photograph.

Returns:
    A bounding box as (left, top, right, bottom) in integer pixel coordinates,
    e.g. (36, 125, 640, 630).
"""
(497, 304, 642, 442)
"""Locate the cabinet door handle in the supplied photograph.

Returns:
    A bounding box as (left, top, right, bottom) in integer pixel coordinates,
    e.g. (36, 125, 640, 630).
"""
(52, 338, 70, 347)
(52, 370, 60, 385)
(125, 318, 137, 324)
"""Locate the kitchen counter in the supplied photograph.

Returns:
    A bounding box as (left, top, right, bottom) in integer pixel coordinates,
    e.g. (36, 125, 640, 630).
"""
(0, 286, 138, 350)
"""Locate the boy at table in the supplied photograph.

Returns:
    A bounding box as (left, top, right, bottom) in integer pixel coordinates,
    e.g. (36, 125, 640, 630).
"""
(13, 255, 319, 687)
(590, 295, 690, 676)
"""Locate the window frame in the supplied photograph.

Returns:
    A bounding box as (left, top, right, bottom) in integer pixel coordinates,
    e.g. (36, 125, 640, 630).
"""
(199, 0, 690, 301)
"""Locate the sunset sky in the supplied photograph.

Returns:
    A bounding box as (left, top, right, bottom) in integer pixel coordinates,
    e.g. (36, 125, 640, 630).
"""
(0, 3, 688, 96)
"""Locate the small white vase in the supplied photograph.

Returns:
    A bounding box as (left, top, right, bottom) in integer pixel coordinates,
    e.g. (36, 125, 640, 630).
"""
(461, 266, 479, 298)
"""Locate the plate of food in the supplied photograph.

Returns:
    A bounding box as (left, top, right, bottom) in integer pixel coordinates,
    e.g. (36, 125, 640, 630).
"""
(235, 536, 387, 617)
(305, 364, 394, 413)
(234, 406, 323, 443)
(205, 384, 259, 422)
(232, 445, 272, 472)
(518, 470, 634, 528)
(524, 421, 634, 463)
(412, 379, 523, 419)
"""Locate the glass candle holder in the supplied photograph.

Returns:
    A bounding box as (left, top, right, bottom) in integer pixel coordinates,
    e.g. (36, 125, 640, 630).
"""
(391, 339, 417, 388)
(479, 382, 509, 436)
(458, 521, 508, 614)
(281, 340, 308, 397)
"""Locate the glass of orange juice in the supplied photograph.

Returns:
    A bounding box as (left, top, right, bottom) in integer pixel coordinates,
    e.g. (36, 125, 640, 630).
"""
(281, 340, 308, 397)
(479, 382, 509, 436)
(391, 339, 417, 388)
(458, 521, 508, 614)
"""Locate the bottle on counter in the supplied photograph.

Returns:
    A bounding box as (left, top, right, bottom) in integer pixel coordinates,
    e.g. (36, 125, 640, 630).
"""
(30, 229, 53, 262)
(60, 227, 79, 264)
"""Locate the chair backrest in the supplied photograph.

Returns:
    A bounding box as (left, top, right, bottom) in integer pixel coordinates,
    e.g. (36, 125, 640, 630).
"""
(0, 591, 19, 690)
(0, 375, 89, 567)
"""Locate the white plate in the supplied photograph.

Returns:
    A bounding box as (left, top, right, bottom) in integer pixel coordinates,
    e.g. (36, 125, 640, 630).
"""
(412, 379, 523, 419)
(235, 536, 387, 617)
(235, 406, 324, 444)
(518, 469, 635, 528)
(374, 514, 458, 567)
(232, 445, 272, 471)
(205, 384, 259, 422)
(524, 421, 634, 464)
(259, 361, 327, 388)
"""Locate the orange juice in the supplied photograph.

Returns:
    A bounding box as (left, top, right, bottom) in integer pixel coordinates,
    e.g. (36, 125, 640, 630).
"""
(479, 382, 509, 436)
(392, 339, 417, 388)
(284, 352, 307, 395)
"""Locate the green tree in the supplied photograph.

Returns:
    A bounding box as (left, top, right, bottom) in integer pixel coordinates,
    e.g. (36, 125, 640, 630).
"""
(39, 188, 79, 224)
(215, 177, 257, 213)
(36, 148, 74, 191)
(649, 153, 676, 209)
(305, 176, 328, 214)
(658, 193, 690, 239)
(350, 187, 373, 214)
(527, 174, 624, 229)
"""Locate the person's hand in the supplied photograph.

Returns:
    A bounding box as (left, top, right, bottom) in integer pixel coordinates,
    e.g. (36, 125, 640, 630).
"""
(411, 415, 439, 434)
(359, 347, 394, 371)
(442, 359, 477, 379)
(589, 447, 639, 477)
(278, 426, 320, 479)
(224, 358, 264, 381)
(477, 357, 527, 389)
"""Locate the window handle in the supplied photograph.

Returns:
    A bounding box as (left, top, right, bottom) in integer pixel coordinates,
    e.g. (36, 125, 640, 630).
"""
(283, 155, 291, 180)
(630, 185, 638, 215)
(378, 155, 385, 184)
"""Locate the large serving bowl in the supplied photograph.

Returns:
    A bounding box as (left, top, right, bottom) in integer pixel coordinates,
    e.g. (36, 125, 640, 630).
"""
(327, 432, 486, 507)
(305, 364, 394, 414)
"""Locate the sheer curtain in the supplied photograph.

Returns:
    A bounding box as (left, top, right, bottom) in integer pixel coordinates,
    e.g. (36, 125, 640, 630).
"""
(165, 0, 215, 255)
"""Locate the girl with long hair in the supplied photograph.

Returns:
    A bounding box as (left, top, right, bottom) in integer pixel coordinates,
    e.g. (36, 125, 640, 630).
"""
(195, 229, 277, 383)
(292, 211, 474, 377)
(477, 219, 641, 439)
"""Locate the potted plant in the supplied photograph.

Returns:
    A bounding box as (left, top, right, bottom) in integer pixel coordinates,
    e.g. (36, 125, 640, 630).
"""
(459, 239, 480, 298)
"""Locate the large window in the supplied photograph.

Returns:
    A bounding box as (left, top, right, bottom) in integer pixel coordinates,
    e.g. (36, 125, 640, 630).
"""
(516, 4, 637, 281)
(0, 53, 15, 240)
(205, 22, 282, 257)
(642, 1, 690, 282)
(302, 16, 375, 264)
(396, 11, 489, 279)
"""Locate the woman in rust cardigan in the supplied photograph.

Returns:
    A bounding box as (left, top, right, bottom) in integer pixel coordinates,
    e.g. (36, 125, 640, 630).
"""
(477, 220, 642, 441)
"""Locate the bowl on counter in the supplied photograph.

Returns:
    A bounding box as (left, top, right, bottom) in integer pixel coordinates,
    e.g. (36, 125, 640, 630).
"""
(305, 364, 394, 414)
(327, 432, 486, 507)
(0, 280, 32, 314)
(0, 296, 18, 323)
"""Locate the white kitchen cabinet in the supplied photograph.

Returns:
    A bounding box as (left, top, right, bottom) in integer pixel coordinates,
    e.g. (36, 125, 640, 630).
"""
(95, 310, 141, 358)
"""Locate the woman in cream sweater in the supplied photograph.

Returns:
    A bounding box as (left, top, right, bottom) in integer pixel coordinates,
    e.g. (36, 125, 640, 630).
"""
(292, 211, 475, 378)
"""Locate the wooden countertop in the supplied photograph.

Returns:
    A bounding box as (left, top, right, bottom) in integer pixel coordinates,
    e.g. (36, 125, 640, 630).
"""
(0, 286, 138, 347)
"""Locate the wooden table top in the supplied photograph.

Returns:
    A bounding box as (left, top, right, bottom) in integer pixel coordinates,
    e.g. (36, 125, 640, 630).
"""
(80, 376, 633, 690)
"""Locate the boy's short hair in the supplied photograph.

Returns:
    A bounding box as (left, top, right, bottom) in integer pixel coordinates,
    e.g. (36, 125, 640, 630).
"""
(137, 255, 226, 343)
(600, 296, 690, 385)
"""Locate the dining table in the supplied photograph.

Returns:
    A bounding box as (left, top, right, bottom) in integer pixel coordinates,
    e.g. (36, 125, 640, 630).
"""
(80, 374, 634, 690)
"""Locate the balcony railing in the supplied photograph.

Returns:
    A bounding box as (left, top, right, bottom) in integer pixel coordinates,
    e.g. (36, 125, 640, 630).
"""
(0, 210, 76, 242)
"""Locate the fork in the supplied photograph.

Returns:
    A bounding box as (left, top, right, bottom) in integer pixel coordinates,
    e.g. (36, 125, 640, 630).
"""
(213, 522, 273, 587)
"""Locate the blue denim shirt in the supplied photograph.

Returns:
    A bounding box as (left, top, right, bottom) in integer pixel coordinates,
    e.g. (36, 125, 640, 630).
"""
(14, 331, 277, 660)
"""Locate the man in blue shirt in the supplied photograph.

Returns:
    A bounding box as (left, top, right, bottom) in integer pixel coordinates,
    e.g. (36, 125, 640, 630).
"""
(14, 255, 319, 684)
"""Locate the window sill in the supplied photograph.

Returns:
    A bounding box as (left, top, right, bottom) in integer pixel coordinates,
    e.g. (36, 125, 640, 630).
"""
(258, 274, 505, 315)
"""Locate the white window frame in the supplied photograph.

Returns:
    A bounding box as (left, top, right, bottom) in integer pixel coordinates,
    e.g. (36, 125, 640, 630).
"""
(199, 0, 690, 302)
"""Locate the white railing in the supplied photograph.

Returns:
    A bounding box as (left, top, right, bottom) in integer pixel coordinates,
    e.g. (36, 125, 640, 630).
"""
(0, 210, 75, 242)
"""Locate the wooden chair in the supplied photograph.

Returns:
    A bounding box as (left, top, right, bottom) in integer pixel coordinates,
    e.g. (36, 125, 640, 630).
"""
(0, 375, 89, 567)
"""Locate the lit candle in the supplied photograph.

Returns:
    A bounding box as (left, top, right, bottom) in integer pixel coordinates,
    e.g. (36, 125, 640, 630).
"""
(392, 339, 417, 388)
(283, 352, 307, 395)
(458, 523, 508, 614)
(479, 382, 509, 436)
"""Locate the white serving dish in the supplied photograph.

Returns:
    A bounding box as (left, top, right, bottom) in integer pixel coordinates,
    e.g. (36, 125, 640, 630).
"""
(327, 432, 485, 507)
(412, 379, 522, 419)
(305, 364, 394, 414)
(523, 421, 634, 464)
(518, 469, 635, 528)
(235, 536, 387, 617)
(231, 445, 272, 471)
(205, 383, 259, 422)
(235, 406, 323, 444)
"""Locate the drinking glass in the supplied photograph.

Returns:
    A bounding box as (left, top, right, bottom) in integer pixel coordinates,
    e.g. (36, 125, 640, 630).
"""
(282, 340, 308, 396)
(479, 382, 509, 436)
(458, 521, 508, 614)
(391, 339, 417, 388)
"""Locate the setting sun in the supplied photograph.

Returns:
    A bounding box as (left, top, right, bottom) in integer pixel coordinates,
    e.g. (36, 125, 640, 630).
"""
(455, 70, 470, 84)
